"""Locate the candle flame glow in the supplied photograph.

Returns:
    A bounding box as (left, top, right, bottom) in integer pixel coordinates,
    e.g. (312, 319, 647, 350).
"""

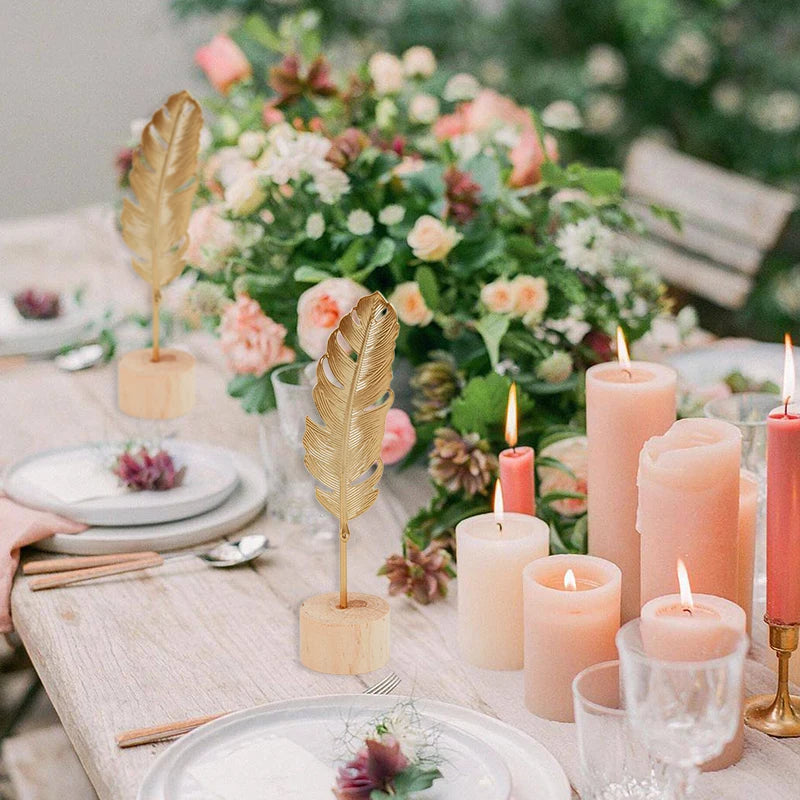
(505, 382, 518, 449)
(783, 333, 795, 411)
(564, 569, 577, 591)
(493, 479, 504, 526)
(677, 559, 694, 612)
(616, 326, 631, 374)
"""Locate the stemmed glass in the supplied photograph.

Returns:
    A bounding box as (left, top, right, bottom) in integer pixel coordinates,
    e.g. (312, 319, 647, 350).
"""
(616, 620, 748, 799)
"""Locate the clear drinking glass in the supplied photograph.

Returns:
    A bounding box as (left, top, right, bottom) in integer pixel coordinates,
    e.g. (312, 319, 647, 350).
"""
(573, 661, 665, 800)
(616, 620, 748, 800)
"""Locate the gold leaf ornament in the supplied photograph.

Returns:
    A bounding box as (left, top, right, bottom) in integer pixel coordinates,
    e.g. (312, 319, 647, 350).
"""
(120, 90, 203, 360)
(303, 292, 400, 607)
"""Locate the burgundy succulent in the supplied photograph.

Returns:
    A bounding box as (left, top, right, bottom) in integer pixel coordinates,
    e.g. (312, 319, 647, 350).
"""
(444, 165, 481, 224)
(334, 738, 409, 800)
(13, 288, 61, 320)
(113, 448, 186, 491)
(269, 53, 337, 107)
(380, 541, 453, 604)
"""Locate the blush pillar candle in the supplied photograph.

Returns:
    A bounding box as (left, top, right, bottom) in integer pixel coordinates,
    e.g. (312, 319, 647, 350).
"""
(738, 471, 758, 635)
(456, 489, 549, 669)
(586, 333, 676, 622)
(638, 418, 742, 606)
(499, 382, 535, 515)
(523, 554, 621, 722)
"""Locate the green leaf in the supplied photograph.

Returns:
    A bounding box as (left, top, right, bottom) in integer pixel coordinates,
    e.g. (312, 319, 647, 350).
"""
(535, 455, 577, 480)
(415, 265, 440, 311)
(549, 522, 570, 554)
(351, 237, 396, 283)
(578, 167, 622, 198)
(648, 203, 683, 232)
(241, 15, 283, 51)
(474, 313, 510, 368)
(294, 265, 334, 283)
(402, 163, 445, 197)
(450, 372, 510, 438)
(540, 490, 587, 504)
(465, 154, 501, 201)
(227, 374, 275, 413)
(570, 514, 588, 552)
(393, 766, 443, 795)
(337, 239, 365, 274)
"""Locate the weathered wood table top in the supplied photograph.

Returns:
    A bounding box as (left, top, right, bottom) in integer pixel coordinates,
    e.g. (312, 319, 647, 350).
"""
(3, 207, 800, 799)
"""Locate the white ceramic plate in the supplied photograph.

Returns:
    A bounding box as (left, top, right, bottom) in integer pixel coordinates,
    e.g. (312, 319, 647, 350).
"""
(4, 441, 239, 526)
(34, 451, 266, 555)
(138, 695, 570, 800)
(0, 293, 94, 356)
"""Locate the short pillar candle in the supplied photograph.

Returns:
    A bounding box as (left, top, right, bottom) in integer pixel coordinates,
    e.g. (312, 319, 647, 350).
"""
(523, 554, 621, 722)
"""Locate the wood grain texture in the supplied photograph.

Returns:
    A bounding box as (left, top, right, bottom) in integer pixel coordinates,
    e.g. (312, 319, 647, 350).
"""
(117, 348, 195, 419)
(4, 207, 800, 800)
(23, 553, 161, 576)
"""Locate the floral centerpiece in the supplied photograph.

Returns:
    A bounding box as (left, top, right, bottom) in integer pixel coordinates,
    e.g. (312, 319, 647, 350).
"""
(117, 14, 672, 599)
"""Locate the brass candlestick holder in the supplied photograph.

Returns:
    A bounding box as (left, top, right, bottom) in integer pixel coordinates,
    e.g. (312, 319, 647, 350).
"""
(744, 618, 800, 737)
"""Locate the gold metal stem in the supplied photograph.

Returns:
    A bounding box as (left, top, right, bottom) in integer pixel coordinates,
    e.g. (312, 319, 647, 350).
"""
(744, 619, 800, 737)
(152, 287, 161, 363)
(339, 522, 349, 609)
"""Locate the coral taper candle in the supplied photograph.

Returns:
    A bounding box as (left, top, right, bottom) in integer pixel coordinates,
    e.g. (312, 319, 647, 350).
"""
(456, 481, 549, 669)
(766, 334, 800, 625)
(586, 327, 676, 622)
(499, 382, 535, 515)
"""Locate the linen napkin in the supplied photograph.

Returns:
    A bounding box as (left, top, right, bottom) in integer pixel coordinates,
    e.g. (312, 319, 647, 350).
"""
(20, 452, 127, 503)
(0, 497, 85, 632)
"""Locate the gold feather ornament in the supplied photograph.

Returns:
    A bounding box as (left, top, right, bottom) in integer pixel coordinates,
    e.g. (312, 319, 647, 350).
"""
(303, 292, 400, 609)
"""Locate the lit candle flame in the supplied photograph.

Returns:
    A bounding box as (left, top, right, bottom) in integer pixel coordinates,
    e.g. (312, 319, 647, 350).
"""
(505, 382, 518, 449)
(616, 326, 631, 376)
(493, 479, 504, 530)
(677, 558, 694, 613)
(564, 569, 577, 591)
(783, 333, 795, 414)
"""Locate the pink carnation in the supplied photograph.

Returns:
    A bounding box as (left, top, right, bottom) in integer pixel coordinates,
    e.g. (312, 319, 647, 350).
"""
(219, 295, 295, 376)
(433, 89, 532, 140)
(185, 204, 236, 273)
(509, 130, 558, 187)
(296, 278, 368, 360)
(195, 34, 252, 95)
(381, 409, 417, 465)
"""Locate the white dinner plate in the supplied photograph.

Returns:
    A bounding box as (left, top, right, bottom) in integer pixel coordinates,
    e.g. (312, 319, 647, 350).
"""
(138, 694, 570, 800)
(4, 441, 239, 526)
(33, 451, 266, 555)
(0, 293, 94, 356)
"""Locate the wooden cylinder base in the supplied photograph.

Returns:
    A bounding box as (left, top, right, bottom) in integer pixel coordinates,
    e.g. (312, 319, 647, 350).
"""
(299, 592, 390, 675)
(117, 348, 195, 420)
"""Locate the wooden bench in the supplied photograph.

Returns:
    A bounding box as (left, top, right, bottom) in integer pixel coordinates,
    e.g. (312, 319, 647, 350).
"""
(623, 139, 797, 312)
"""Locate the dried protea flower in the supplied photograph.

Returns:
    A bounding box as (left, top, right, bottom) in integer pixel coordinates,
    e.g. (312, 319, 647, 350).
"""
(13, 289, 60, 320)
(379, 542, 453, 604)
(113, 448, 186, 491)
(443, 165, 481, 224)
(410, 353, 463, 423)
(429, 428, 497, 496)
(334, 738, 409, 800)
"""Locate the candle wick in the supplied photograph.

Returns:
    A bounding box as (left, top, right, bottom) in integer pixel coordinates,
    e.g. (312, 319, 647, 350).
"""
(624, 367, 632, 380)
(786, 398, 790, 416)
(682, 606, 693, 616)
(496, 522, 503, 534)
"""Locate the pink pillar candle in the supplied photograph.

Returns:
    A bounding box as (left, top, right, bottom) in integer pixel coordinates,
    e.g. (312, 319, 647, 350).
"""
(456, 512, 549, 670)
(766, 403, 800, 625)
(523, 554, 621, 722)
(638, 418, 741, 606)
(738, 471, 758, 636)
(499, 447, 535, 515)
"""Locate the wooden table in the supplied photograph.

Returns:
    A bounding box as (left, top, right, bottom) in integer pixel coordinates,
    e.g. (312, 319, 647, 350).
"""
(4, 207, 800, 799)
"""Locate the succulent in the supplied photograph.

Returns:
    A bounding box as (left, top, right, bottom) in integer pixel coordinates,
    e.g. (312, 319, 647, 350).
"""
(379, 541, 453, 604)
(428, 428, 497, 497)
(410, 354, 463, 423)
(13, 288, 60, 320)
(112, 448, 186, 491)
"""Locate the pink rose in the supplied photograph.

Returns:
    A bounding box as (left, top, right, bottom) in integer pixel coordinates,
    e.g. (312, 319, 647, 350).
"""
(433, 89, 532, 141)
(296, 278, 369, 360)
(381, 409, 417, 465)
(219, 295, 295, 376)
(509, 131, 558, 187)
(195, 34, 252, 95)
(185, 205, 236, 274)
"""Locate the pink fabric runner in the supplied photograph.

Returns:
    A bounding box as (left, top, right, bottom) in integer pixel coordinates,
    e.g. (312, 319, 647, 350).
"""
(0, 497, 85, 632)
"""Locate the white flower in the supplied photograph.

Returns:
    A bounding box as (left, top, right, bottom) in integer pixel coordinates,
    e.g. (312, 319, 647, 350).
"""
(305, 212, 325, 240)
(261, 130, 331, 185)
(659, 30, 713, 86)
(450, 133, 482, 162)
(480, 280, 516, 314)
(379, 205, 405, 226)
(347, 209, 374, 236)
(444, 73, 481, 102)
(238, 130, 267, 159)
(556, 218, 616, 274)
(407, 215, 461, 261)
(313, 165, 351, 204)
(199, 126, 213, 152)
(389, 282, 433, 326)
(409, 93, 440, 124)
(584, 93, 624, 134)
(368, 52, 405, 95)
(208, 146, 254, 189)
(585, 45, 627, 87)
(402, 45, 437, 78)
(218, 114, 240, 143)
(605, 276, 632, 303)
(711, 82, 743, 116)
(129, 117, 149, 144)
(676, 305, 698, 336)
(549, 188, 591, 210)
(548, 316, 592, 345)
(537, 351, 574, 383)
(750, 91, 800, 133)
(542, 100, 582, 131)
(378, 707, 428, 762)
(225, 171, 266, 216)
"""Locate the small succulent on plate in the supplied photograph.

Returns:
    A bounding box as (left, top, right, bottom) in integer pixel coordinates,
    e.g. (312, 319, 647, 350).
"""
(13, 288, 61, 320)
(112, 447, 186, 491)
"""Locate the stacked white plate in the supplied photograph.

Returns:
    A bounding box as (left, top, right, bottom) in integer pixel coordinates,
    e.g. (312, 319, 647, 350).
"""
(3, 441, 267, 554)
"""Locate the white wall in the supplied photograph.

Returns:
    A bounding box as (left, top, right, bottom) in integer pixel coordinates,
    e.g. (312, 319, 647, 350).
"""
(0, 0, 218, 219)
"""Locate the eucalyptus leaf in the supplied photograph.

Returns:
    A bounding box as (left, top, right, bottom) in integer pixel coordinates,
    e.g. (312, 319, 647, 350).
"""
(294, 265, 335, 283)
(474, 313, 509, 368)
(415, 265, 440, 311)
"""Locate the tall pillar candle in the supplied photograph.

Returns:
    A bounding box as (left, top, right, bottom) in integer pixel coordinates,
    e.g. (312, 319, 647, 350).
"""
(523, 554, 621, 722)
(738, 471, 758, 635)
(586, 337, 676, 622)
(499, 382, 535, 515)
(638, 418, 742, 605)
(456, 491, 549, 669)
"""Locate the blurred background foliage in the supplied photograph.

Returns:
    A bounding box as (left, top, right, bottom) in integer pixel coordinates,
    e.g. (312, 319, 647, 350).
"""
(172, 0, 800, 190)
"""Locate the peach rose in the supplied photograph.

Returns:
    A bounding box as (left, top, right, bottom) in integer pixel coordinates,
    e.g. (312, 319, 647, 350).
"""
(433, 89, 531, 141)
(185, 205, 236, 274)
(407, 215, 461, 262)
(219, 295, 294, 376)
(195, 34, 252, 95)
(368, 52, 404, 95)
(537, 435, 588, 516)
(512, 275, 549, 318)
(402, 46, 437, 78)
(381, 408, 417, 465)
(509, 131, 558, 187)
(389, 282, 434, 327)
(480, 279, 516, 314)
(296, 278, 369, 359)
